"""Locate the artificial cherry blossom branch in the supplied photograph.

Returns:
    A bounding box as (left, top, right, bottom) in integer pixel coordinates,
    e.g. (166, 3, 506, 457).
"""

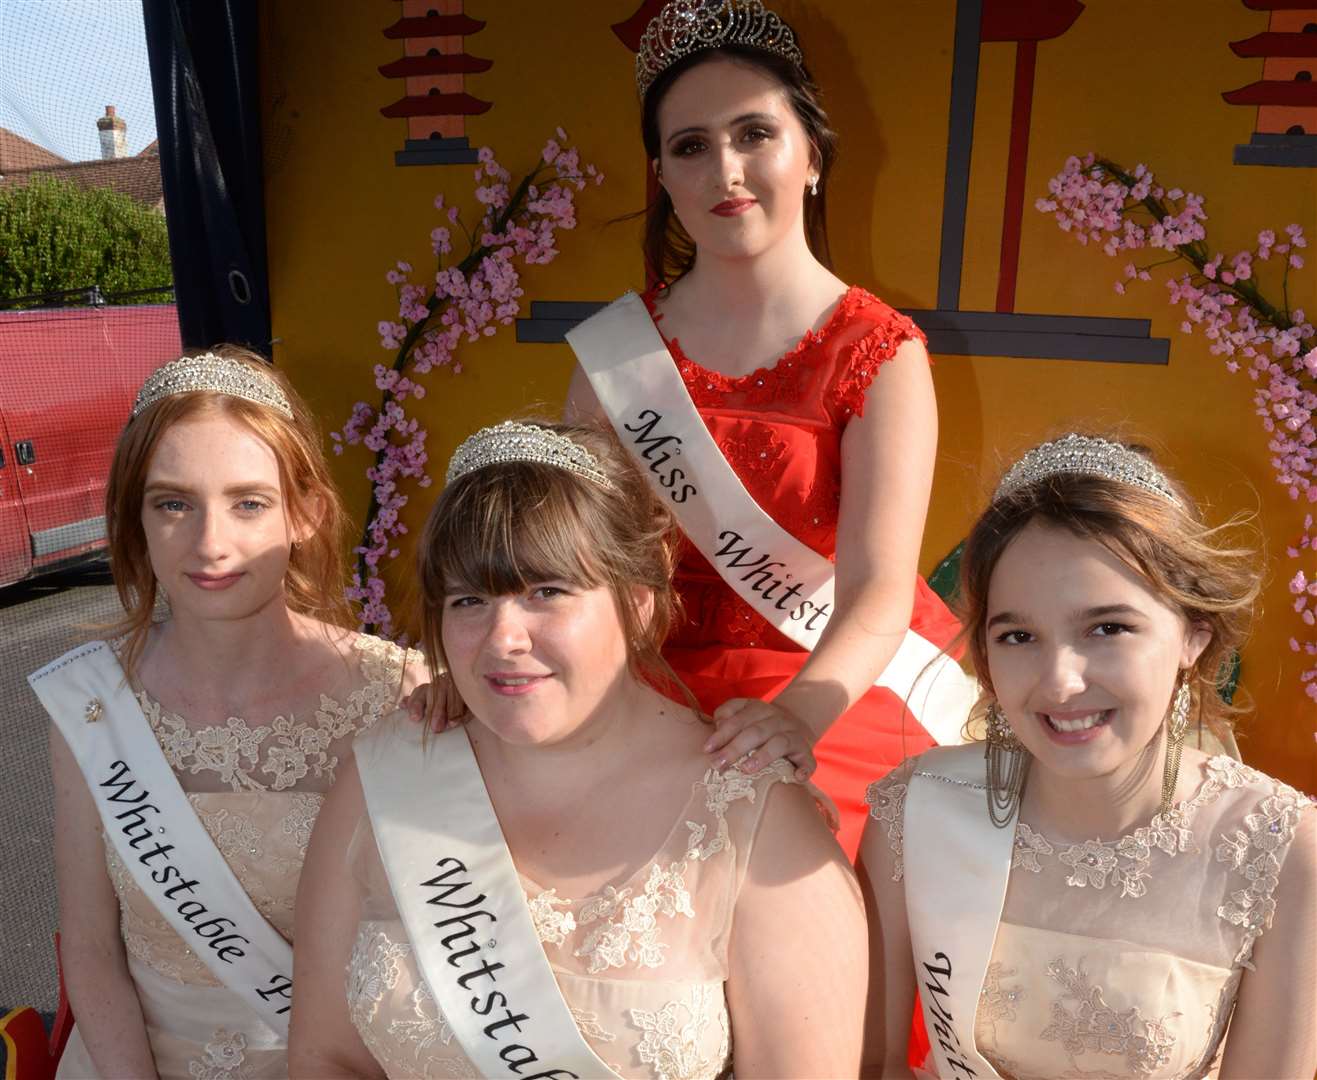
(331, 133, 603, 635)
(1038, 154, 1317, 700)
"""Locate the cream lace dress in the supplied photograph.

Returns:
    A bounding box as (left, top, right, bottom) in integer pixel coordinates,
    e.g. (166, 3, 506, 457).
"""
(56, 634, 419, 1080)
(344, 759, 798, 1080)
(866, 754, 1312, 1079)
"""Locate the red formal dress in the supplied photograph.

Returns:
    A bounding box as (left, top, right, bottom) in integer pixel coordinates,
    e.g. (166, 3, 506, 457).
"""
(646, 285, 962, 861)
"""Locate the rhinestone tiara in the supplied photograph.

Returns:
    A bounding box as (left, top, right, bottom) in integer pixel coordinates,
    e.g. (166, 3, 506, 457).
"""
(445, 421, 617, 490)
(636, 0, 804, 98)
(994, 433, 1184, 507)
(132, 353, 293, 419)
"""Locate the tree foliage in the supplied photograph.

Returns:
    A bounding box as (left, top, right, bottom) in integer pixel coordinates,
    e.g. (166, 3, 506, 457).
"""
(0, 176, 172, 301)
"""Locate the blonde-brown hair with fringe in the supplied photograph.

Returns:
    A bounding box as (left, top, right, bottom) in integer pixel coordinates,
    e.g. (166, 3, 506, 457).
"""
(416, 419, 692, 721)
(104, 345, 353, 676)
(957, 442, 1262, 743)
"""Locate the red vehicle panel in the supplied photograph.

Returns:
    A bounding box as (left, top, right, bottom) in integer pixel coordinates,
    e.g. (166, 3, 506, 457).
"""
(0, 305, 180, 587)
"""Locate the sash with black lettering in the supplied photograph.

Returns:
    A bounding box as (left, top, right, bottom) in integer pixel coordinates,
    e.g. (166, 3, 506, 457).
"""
(356, 722, 618, 1079)
(903, 744, 1014, 1078)
(28, 641, 293, 1037)
(567, 293, 976, 746)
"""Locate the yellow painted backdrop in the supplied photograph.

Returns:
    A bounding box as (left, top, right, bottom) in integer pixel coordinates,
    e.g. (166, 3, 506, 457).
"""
(261, 1, 1315, 790)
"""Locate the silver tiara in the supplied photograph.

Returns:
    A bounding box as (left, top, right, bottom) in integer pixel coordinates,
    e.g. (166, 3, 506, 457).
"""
(994, 433, 1184, 507)
(445, 421, 617, 490)
(636, 0, 804, 98)
(132, 353, 292, 419)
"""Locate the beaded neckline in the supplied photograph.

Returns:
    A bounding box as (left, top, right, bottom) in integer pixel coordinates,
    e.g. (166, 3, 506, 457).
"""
(643, 284, 866, 389)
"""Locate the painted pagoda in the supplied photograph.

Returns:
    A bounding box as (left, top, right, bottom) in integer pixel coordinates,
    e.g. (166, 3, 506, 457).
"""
(1224, 1, 1317, 167)
(380, 0, 492, 166)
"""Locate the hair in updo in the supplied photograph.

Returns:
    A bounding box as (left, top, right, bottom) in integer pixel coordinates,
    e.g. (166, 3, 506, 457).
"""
(417, 420, 687, 718)
(641, 34, 838, 283)
(957, 441, 1262, 740)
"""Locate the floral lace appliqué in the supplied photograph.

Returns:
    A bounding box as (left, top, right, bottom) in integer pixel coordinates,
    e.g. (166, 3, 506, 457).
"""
(1214, 774, 1309, 961)
(979, 961, 1025, 1025)
(630, 983, 729, 1080)
(528, 888, 577, 947)
(1040, 958, 1179, 1075)
(864, 773, 907, 881)
(575, 862, 695, 974)
(142, 635, 410, 793)
(347, 928, 412, 1028)
(719, 425, 788, 476)
(1012, 822, 1054, 873)
(1015, 755, 1271, 900)
(187, 1029, 250, 1080)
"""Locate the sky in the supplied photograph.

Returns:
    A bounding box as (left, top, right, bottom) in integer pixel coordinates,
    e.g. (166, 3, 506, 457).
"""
(0, 0, 157, 162)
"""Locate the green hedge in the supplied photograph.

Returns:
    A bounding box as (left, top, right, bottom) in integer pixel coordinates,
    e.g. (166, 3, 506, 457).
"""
(0, 175, 172, 301)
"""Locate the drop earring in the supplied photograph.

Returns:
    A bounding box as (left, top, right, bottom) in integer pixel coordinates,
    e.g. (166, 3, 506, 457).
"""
(985, 701, 1030, 827)
(1159, 674, 1191, 816)
(808, 175, 819, 196)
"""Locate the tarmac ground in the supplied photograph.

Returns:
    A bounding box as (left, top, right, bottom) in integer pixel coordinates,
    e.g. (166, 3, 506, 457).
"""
(1, 561, 122, 1015)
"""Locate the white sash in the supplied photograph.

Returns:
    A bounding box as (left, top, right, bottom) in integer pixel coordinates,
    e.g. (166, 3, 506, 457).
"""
(567, 293, 977, 746)
(902, 744, 1014, 1078)
(356, 722, 619, 1080)
(28, 641, 293, 1038)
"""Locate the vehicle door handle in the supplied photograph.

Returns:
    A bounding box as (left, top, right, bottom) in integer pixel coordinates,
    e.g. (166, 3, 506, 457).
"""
(15, 440, 35, 466)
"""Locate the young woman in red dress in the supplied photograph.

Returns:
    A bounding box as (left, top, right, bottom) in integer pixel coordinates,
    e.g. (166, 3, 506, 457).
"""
(564, 0, 964, 861)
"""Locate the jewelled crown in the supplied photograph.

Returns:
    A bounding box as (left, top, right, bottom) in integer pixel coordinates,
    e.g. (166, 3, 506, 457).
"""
(445, 421, 617, 490)
(132, 353, 293, 419)
(994, 433, 1184, 507)
(636, 0, 804, 98)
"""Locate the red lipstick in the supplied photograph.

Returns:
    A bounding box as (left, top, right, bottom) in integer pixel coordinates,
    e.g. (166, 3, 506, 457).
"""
(711, 198, 757, 216)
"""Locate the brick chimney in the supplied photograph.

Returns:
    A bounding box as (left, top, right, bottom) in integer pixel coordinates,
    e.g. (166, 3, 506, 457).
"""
(96, 105, 127, 159)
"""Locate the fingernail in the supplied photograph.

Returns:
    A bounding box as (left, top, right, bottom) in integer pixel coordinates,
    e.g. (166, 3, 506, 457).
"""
(703, 738, 716, 752)
(715, 756, 727, 771)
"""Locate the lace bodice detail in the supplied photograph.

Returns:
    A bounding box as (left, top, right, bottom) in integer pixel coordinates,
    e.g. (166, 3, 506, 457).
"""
(346, 760, 797, 1079)
(137, 634, 416, 794)
(645, 286, 928, 653)
(101, 635, 418, 985)
(864, 754, 1313, 1078)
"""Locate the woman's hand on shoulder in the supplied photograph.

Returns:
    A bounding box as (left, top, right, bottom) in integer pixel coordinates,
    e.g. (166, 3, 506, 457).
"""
(706, 696, 817, 780)
(403, 675, 466, 733)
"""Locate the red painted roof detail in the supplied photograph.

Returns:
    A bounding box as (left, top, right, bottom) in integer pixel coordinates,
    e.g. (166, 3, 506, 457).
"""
(380, 93, 493, 118)
(1222, 79, 1317, 105)
(612, 1, 666, 51)
(379, 53, 493, 78)
(383, 14, 484, 39)
(1230, 32, 1317, 57)
(980, 0, 1086, 42)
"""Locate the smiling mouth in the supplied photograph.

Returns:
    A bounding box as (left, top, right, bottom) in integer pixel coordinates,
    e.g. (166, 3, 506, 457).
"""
(1042, 710, 1111, 734)
(485, 674, 550, 695)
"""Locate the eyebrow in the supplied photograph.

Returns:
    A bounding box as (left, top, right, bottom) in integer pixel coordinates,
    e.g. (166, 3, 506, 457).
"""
(666, 112, 778, 142)
(987, 602, 1148, 629)
(143, 481, 280, 497)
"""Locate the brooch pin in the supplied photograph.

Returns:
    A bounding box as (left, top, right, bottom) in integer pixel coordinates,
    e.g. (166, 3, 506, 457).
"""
(85, 698, 104, 723)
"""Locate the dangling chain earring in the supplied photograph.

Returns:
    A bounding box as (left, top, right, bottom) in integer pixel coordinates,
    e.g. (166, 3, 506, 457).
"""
(808, 175, 819, 196)
(1160, 674, 1192, 817)
(985, 701, 1030, 828)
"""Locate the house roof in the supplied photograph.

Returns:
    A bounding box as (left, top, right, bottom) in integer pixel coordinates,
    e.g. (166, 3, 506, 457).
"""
(0, 126, 67, 172)
(0, 154, 165, 212)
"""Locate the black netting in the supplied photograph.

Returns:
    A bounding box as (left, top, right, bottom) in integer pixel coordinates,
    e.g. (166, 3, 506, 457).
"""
(0, 1, 174, 1027)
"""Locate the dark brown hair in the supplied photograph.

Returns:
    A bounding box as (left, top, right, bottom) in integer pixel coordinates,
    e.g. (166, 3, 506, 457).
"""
(104, 345, 353, 675)
(416, 420, 690, 719)
(957, 450, 1262, 739)
(641, 41, 838, 283)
